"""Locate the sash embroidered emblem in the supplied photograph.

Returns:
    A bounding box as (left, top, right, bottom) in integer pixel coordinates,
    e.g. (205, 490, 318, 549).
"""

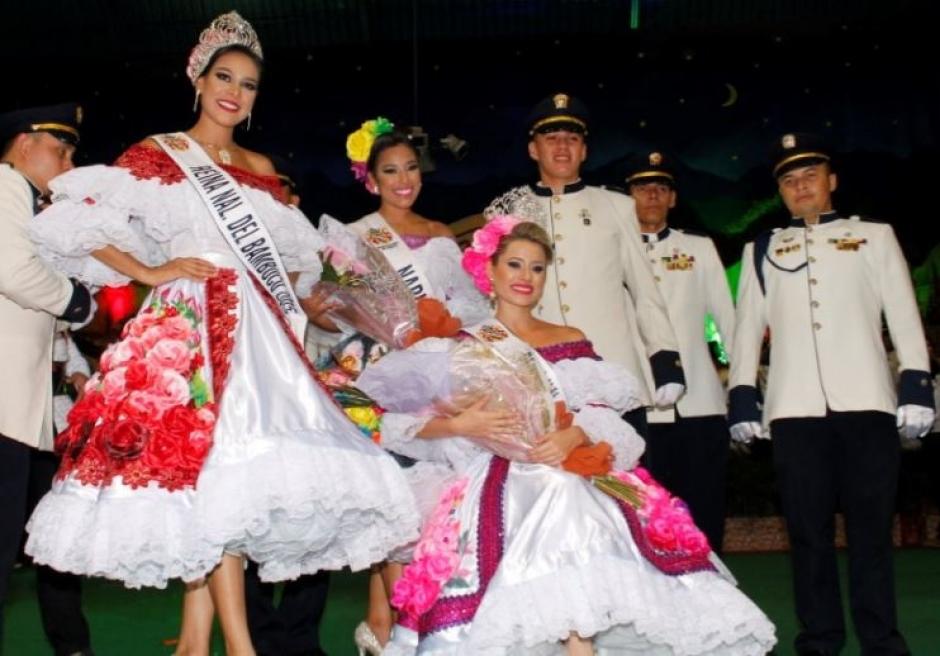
(364, 227, 395, 247)
(478, 325, 509, 342)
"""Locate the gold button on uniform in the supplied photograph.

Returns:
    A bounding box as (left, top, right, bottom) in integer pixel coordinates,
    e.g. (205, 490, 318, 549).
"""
(552, 195, 561, 203)
(811, 300, 820, 308)
(555, 233, 563, 241)
(809, 278, 818, 285)
(561, 304, 570, 313)
(559, 281, 568, 288)
(809, 256, 816, 263)
(807, 239, 814, 245)
(554, 213, 562, 220)
(814, 322, 822, 330)
(558, 257, 565, 265)
(654, 275, 662, 282)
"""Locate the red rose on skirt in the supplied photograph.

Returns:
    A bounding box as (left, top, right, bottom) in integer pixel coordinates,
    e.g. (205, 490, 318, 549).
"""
(143, 429, 183, 469)
(124, 360, 157, 391)
(102, 417, 149, 460)
(181, 429, 212, 471)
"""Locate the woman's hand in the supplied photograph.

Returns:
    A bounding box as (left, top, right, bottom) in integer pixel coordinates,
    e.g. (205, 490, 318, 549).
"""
(142, 258, 217, 286)
(67, 373, 89, 401)
(299, 293, 341, 332)
(529, 425, 588, 466)
(450, 397, 524, 441)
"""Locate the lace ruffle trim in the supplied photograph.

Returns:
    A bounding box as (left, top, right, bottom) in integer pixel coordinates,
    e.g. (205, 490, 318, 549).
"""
(114, 144, 286, 202)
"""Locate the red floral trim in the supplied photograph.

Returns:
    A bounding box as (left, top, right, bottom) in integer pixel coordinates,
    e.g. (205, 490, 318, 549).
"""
(247, 273, 345, 411)
(396, 457, 509, 637)
(114, 144, 287, 202)
(205, 269, 239, 401)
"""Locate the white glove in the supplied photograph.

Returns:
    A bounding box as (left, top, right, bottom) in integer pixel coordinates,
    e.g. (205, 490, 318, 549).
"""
(653, 382, 685, 408)
(730, 421, 764, 444)
(896, 405, 935, 440)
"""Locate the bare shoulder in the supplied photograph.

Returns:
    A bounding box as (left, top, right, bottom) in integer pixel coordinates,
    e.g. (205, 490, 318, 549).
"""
(560, 325, 587, 342)
(534, 320, 586, 344)
(241, 149, 277, 176)
(428, 220, 456, 240)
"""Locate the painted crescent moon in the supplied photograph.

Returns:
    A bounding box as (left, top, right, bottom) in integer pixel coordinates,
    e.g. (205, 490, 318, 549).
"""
(721, 83, 739, 107)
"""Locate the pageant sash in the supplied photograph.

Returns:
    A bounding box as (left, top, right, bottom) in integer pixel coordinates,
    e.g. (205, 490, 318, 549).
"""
(466, 319, 565, 430)
(153, 133, 306, 341)
(351, 213, 434, 300)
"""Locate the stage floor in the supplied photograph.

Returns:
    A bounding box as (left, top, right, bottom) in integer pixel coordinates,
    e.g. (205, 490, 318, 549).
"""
(4, 550, 939, 654)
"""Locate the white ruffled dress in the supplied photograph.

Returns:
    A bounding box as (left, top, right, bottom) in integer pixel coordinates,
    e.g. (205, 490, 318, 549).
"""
(24, 145, 419, 588)
(356, 337, 777, 655)
(317, 227, 491, 544)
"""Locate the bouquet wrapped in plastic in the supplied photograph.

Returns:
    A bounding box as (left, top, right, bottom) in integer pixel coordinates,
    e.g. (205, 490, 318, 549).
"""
(312, 214, 420, 349)
(435, 338, 556, 461)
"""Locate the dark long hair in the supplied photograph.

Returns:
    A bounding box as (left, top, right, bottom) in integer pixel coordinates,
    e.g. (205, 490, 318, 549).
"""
(366, 130, 418, 174)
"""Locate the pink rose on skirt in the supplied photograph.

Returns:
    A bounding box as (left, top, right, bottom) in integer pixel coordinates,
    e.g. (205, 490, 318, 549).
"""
(146, 339, 193, 373)
(152, 369, 192, 409)
(646, 513, 679, 551)
(100, 337, 146, 372)
(101, 367, 128, 405)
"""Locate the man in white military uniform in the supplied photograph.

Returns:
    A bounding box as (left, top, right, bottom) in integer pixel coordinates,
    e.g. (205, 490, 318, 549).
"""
(485, 93, 684, 436)
(626, 151, 735, 553)
(729, 133, 932, 656)
(0, 104, 94, 655)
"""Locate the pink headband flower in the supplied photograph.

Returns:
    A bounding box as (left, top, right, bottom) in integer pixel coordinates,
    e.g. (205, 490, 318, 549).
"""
(461, 214, 522, 295)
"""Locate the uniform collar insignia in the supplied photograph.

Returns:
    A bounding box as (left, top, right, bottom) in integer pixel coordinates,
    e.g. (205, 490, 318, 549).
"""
(530, 179, 586, 197)
(789, 210, 838, 227)
(642, 226, 671, 243)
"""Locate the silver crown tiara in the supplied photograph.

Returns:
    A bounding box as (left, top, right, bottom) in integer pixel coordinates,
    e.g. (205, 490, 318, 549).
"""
(185, 11, 263, 85)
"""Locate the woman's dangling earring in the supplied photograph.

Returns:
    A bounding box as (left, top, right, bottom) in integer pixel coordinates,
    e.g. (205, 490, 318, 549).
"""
(488, 279, 497, 307)
(192, 90, 201, 113)
(246, 112, 252, 131)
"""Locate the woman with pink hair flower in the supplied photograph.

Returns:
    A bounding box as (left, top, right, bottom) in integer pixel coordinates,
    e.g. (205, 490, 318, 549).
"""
(355, 218, 777, 655)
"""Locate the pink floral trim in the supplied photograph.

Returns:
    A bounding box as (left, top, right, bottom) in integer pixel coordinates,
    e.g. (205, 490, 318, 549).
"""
(611, 467, 715, 576)
(535, 339, 600, 363)
(461, 215, 522, 295)
(391, 477, 470, 617)
(395, 457, 510, 637)
(55, 285, 222, 491)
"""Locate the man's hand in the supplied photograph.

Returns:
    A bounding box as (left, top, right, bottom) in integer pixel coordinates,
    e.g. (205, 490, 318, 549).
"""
(653, 382, 685, 407)
(730, 421, 764, 444)
(896, 404, 935, 440)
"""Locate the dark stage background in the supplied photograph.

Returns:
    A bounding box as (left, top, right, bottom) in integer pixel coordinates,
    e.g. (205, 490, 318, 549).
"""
(5, 0, 940, 300)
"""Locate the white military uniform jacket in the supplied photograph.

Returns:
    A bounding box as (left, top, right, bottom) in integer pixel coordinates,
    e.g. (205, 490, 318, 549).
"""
(0, 163, 76, 449)
(486, 182, 682, 403)
(641, 227, 735, 420)
(729, 212, 932, 425)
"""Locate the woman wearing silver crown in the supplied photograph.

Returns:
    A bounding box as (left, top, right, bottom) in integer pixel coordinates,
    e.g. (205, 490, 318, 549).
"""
(24, 11, 419, 655)
(353, 217, 777, 655)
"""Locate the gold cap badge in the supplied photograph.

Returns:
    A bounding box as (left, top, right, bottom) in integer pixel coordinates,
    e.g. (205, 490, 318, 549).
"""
(782, 134, 796, 149)
(649, 151, 663, 166)
(552, 93, 569, 109)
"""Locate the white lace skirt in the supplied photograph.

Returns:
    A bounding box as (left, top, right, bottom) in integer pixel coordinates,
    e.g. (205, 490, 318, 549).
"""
(26, 268, 419, 588)
(386, 454, 776, 656)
